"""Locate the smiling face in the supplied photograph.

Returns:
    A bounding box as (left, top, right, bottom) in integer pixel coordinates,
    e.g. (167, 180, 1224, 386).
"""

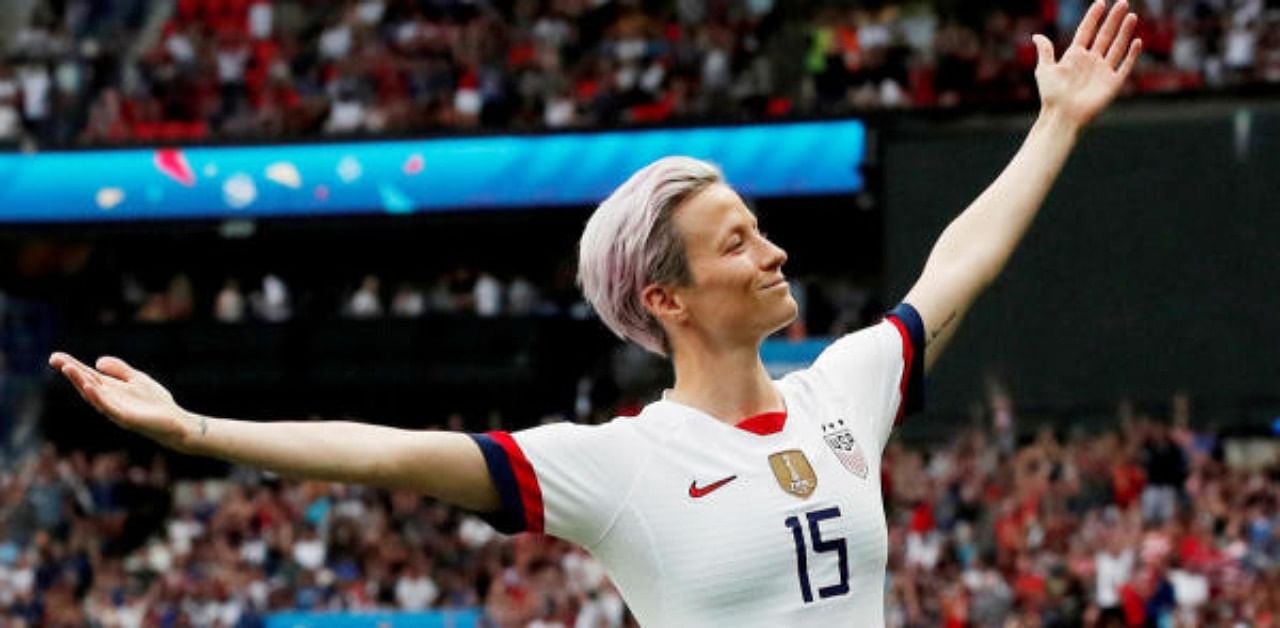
(644, 183, 797, 353)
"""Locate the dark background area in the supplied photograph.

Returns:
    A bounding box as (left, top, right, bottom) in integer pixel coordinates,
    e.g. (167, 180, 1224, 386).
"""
(884, 100, 1280, 427)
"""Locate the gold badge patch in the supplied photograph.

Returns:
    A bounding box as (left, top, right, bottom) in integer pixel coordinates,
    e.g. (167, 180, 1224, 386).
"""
(768, 450, 817, 499)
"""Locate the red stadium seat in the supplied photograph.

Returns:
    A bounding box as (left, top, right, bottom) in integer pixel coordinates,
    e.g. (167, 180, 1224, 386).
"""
(629, 99, 673, 124)
(213, 15, 245, 36)
(185, 120, 209, 139)
(105, 121, 131, 142)
(252, 40, 277, 64)
(910, 66, 936, 107)
(766, 97, 792, 118)
(1135, 70, 1188, 93)
(160, 121, 187, 141)
(131, 122, 160, 141)
(176, 0, 198, 21)
(507, 42, 537, 68)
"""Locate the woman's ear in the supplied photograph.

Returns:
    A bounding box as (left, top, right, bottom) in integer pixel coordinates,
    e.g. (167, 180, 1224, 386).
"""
(641, 283, 687, 326)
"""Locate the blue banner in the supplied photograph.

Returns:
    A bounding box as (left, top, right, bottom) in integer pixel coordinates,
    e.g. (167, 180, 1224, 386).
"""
(761, 337, 834, 377)
(0, 120, 864, 222)
(265, 609, 480, 628)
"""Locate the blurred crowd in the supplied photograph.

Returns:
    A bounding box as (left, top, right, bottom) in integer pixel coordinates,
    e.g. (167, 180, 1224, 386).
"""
(883, 391, 1280, 627)
(0, 390, 1276, 627)
(113, 269, 587, 324)
(1, 0, 1279, 146)
(0, 442, 626, 627)
(80, 268, 878, 339)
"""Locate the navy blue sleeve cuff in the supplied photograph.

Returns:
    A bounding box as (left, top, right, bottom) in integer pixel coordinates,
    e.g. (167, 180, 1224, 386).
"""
(468, 433, 527, 534)
(887, 302, 926, 416)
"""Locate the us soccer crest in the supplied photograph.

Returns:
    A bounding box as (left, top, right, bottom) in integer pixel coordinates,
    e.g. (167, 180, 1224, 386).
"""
(822, 420, 868, 479)
(768, 450, 817, 498)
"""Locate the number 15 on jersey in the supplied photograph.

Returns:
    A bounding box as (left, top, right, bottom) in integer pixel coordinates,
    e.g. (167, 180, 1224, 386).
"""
(785, 506, 850, 603)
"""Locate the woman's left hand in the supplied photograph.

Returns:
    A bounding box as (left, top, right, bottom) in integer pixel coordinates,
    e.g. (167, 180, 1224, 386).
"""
(1033, 0, 1142, 128)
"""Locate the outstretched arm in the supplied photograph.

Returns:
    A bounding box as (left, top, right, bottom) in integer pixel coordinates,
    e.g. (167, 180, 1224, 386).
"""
(48, 352, 500, 512)
(904, 0, 1142, 372)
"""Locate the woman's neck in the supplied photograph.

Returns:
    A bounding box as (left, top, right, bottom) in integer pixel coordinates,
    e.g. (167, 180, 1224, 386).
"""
(666, 342, 783, 425)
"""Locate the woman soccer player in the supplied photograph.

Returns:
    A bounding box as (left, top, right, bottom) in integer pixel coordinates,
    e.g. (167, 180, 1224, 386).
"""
(51, 3, 1141, 624)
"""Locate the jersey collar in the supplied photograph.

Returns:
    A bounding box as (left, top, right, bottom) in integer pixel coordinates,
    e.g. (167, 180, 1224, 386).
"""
(735, 411, 788, 435)
(659, 390, 789, 436)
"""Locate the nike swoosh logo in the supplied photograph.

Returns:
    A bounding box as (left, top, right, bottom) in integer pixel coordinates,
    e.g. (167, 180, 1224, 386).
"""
(689, 475, 738, 498)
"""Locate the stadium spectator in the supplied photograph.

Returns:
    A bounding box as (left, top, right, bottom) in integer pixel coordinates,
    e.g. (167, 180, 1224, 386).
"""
(345, 274, 384, 319)
(214, 278, 247, 323)
(0, 67, 20, 141)
(473, 272, 503, 318)
(395, 554, 440, 610)
(390, 281, 427, 318)
(506, 275, 540, 316)
(1140, 420, 1187, 524)
(1095, 524, 1135, 625)
(250, 273, 292, 322)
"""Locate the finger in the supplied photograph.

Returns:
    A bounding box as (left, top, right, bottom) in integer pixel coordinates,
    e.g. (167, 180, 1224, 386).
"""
(1072, 0, 1108, 50)
(1116, 38, 1143, 79)
(62, 366, 112, 416)
(49, 351, 76, 370)
(1032, 34, 1056, 67)
(52, 353, 104, 386)
(96, 356, 137, 383)
(1093, 1, 1130, 57)
(60, 363, 102, 399)
(1106, 13, 1139, 69)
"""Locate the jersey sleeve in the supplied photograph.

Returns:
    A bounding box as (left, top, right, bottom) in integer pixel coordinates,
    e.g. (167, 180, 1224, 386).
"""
(791, 302, 925, 450)
(469, 419, 643, 547)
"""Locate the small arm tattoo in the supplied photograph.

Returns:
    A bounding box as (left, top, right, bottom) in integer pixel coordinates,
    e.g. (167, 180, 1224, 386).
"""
(191, 414, 208, 437)
(930, 310, 958, 342)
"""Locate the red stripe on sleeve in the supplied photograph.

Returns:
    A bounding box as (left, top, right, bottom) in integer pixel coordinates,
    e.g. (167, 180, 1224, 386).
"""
(887, 316, 916, 425)
(488, 431, 545, 534)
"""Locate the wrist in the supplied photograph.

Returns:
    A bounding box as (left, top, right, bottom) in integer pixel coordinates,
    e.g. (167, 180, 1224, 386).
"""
(173, 409, 208, 454)
(1035, 106, 1084, 139)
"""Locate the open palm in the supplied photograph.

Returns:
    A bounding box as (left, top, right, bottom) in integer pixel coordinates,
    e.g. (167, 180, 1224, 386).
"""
(1034, 0, 1142, 126)
(49, 352, 191, 448)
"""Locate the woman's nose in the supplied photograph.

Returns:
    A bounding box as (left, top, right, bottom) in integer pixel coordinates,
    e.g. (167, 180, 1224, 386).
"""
(761, 237, 787, 270)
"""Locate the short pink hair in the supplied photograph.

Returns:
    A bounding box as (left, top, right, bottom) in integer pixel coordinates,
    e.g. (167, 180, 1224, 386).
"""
(577, 156, 723, 356)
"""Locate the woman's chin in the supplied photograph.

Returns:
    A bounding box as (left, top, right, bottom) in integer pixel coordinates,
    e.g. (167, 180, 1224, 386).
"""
(765, 300, 799, 336)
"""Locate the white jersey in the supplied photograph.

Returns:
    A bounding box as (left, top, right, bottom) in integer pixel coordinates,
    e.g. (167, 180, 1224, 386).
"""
(471, 304, 925, 627)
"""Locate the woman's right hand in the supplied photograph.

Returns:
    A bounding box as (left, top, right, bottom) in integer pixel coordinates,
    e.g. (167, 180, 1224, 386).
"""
(49, 352, 196, 451)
